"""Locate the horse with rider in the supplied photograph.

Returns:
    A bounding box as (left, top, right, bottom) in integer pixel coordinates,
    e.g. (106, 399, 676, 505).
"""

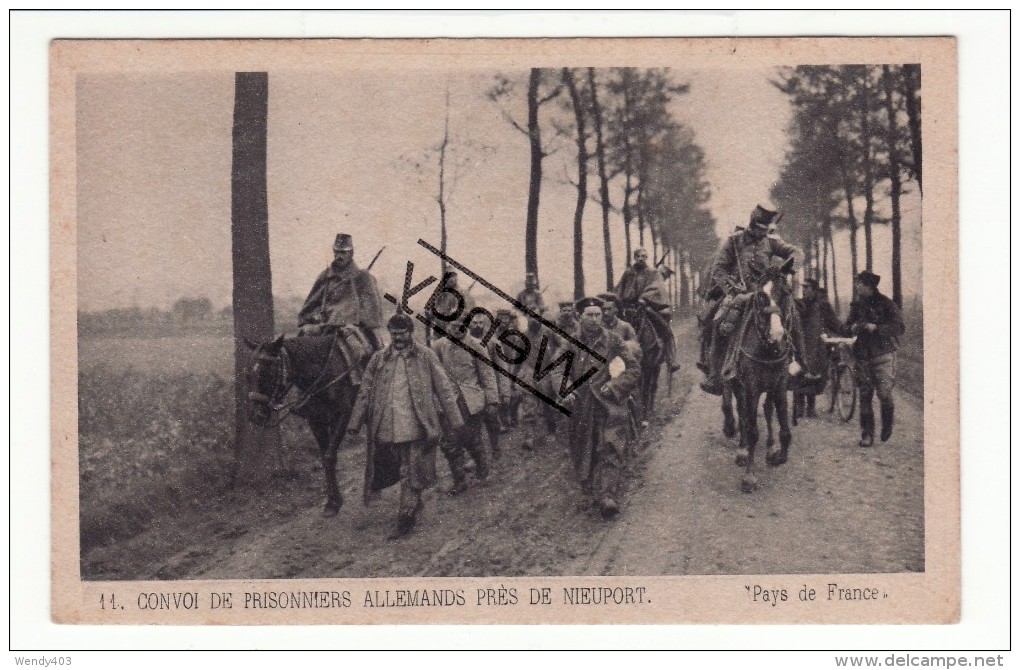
(246, 233, 384, 517)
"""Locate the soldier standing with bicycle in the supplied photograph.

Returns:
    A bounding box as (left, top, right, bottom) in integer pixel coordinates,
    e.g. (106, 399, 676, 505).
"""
(796, 278, 844, 419)
(845, 270, 906, 447)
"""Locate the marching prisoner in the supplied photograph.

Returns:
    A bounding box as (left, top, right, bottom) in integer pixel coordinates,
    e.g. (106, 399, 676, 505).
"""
(484, 308, 518, 448)
(347, 313, 464, 539)
(565, 296, 641, 519)
(434, 312, 501, 494)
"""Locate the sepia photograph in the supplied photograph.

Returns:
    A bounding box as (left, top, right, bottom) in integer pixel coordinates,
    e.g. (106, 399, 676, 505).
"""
(45, 33, 962, 627)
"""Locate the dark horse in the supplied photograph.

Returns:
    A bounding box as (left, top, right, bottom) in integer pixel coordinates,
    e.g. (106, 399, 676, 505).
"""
(620, 301, 667, 419)
(246, 328, 372, 516)
(726, 265, 797, 493)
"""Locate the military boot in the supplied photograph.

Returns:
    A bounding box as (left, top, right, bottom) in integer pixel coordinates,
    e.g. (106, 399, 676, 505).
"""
(880, 401, 895, 442)
(465, 438, 490, 482)
(442, 443, 472, 496)
(859, 410, 875, 448)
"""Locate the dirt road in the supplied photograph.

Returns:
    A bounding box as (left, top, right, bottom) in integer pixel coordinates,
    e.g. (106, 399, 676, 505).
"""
(82, 321, 924, 580)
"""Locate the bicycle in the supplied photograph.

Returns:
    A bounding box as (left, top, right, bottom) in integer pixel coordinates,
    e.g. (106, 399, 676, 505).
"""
(822, 335, 858, 422)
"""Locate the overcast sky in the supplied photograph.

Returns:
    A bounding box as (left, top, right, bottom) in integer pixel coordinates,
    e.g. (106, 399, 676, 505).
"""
(76, 67, 919, 313)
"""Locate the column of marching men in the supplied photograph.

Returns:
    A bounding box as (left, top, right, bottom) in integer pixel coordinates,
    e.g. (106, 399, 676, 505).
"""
(348, 291, 646, 540)
(326, 235, 653, 539)
(319, 202, 909, 538)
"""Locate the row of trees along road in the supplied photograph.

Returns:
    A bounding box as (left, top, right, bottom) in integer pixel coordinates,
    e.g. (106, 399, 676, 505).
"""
(770, 64, 922, 311)
(228, 69, 720, 478)
(487, 67, 717, 305)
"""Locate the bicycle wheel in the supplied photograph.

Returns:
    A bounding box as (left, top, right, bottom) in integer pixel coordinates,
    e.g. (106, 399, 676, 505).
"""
(827, 365, 839, 413)
(836, 364, 857, 422)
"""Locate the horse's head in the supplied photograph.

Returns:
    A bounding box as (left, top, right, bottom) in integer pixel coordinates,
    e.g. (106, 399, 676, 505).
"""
(245, 334, 288, 426)
(756, 257, 795, 345)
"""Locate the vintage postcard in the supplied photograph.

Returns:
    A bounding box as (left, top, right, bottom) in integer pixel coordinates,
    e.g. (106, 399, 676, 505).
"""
(52, 36, 958, 625)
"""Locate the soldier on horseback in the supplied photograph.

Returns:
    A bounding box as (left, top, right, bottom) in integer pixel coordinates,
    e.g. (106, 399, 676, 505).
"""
(298, 233, 385, 348)
(516, 272, 547, 316)
(698, 205, 809, 396)
(615, 248, 679, 373)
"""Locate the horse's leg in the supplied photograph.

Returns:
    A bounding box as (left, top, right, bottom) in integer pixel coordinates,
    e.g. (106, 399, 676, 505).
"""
(740, 386, 761, 493)
(734, 381, 751, 467)
(646, 362, 661, 417)
(764, 393, 775, 453)
(308, 418, 342, 517)
(771, 382, 792, 466)
(722, 384, 737, 438)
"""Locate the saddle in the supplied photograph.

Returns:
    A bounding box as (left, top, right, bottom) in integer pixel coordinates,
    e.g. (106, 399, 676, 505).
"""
(714, 292, 753, 336)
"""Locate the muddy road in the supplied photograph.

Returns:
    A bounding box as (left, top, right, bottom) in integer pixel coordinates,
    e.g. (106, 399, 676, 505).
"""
(83, 322, 924, 580)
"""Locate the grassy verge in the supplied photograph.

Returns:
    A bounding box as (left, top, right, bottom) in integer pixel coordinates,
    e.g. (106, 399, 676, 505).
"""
(78, 365, 312, 554)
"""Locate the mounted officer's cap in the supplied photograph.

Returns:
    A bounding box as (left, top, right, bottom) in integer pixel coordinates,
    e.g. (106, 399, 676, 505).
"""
(803, 277, 820, 289)
(387, 312, 415, 332)
(597, 292, 619, 305)
(856, 270, 881, 288)
(558, 301, 576, 310)
(575, 296, 604, 313)
(333, 233, 354, 251)
(749, 205, 782, 230)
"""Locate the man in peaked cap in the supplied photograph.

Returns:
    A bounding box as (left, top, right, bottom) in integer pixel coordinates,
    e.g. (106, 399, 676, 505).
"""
(299, 233, 385, 346)
(598, 292, 637, 345)
(698, 205, 805, 395)
(844, 270, 905, 447)
(556, 300, 579, 334)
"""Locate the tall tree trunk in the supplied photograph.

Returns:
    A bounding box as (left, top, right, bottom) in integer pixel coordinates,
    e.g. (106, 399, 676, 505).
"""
(679, 249, 690, 312)
(622, 170, 634, 264)
(901, 64, 922, 194)
(827, 223, 841, 315)
(524, 68, 543, 280)
(230, 72, 277, 482)
(438, 85, 450, 277)
(859, 68, 876, 272)
(588, 68, 615, 291)
(621, 76, 635, 266)
(636, 177, 646, 248)
(562, 68, 588, 300)
(883, 65, 904, 307)
(821, 218, 830, 291)
(814, 234, 822, 281)
(838, 151, 860, 280)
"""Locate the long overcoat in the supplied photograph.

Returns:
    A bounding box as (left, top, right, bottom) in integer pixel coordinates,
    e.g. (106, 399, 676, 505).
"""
(567, 329, 641, 484)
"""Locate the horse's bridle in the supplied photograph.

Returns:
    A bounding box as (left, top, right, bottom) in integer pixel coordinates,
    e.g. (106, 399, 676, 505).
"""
(739, 279, 793, 367)
(249, 335, 350, 427)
